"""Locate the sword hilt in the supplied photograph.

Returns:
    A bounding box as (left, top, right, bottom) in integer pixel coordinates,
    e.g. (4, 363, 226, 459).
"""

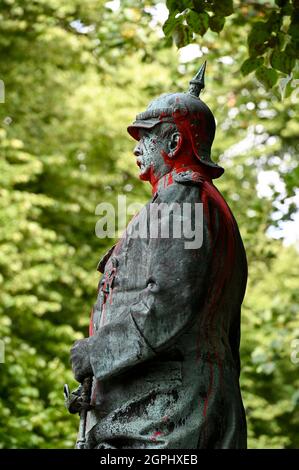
(75, 376, 92, 450)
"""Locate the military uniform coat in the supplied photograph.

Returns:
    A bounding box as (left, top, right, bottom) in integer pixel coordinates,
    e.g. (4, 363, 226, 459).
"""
(85, 169, 247, 449)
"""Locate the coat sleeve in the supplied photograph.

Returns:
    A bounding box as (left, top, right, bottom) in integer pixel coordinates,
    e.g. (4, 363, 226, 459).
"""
(88, 193, 214, 381)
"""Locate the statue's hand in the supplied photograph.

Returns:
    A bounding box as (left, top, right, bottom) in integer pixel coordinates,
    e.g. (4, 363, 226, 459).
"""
(65, 385, 93, 414)
(70, 338, 93, 383)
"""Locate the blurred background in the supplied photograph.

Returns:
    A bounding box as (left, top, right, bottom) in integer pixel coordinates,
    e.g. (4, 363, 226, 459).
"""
(0, 0, 298, 448)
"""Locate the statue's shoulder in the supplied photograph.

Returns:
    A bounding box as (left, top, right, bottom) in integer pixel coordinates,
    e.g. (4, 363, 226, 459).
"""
(157, 170, 205, 204)
(173, 170, 205, 186)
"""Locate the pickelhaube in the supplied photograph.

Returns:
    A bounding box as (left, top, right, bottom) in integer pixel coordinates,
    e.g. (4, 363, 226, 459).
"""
(127, 62, 224, 179)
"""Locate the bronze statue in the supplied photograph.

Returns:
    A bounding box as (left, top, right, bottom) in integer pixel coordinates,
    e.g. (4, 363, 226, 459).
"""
(67, 62, 248, 449)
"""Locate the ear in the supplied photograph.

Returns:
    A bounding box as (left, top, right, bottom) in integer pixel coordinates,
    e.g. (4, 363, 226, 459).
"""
(167, 132, 182, 159)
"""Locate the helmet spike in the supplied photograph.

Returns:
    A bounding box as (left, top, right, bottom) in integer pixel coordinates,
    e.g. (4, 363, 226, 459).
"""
(188, 61, 206, 97)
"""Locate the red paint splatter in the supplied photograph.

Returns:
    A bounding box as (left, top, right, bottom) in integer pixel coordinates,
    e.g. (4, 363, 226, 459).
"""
(195, 179, 237, 435)
(101, 300, 106, 326)
(150, 431, 164, 442)
(167, 172, 173, 186)
(89, 306, 94, 336)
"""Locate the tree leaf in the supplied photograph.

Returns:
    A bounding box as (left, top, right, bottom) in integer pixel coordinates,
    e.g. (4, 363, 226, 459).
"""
(270, 49, 295, 74)
(213, 0, 233, 17)
(288, 11, 299, 40)
(248, 22, 270, 56)
(166, 0, 180, 11)
(278, 74, 293, 100)
(266, 11, 282, 33)
(255, 66, 278, 88)
(284, 40, 299, 58)
(209, 15, 225, 33)
(162, 13, 180, 37)
(241, 57, 264, 76)
(186, 10, 209, 35)
(276, 31, 286, 49)
(191, 0, 205, 13)
(166, 0, 192, 13)
(172, 24, 193, 48)
(275, 0, 288, 6)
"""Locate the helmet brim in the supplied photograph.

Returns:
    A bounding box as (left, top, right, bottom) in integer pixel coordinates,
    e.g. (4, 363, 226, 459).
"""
(199, 159, 224, 178)
(127, 119, 161, 140)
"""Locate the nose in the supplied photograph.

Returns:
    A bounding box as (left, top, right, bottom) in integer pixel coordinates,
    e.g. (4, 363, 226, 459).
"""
(134, 142, 143, 157)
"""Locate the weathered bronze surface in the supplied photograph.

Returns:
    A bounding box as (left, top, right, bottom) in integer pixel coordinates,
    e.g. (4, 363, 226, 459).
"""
(68, 63, 248, 449)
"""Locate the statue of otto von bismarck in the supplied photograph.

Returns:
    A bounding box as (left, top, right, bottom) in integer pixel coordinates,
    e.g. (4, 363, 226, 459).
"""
(67, 63, 248, 449)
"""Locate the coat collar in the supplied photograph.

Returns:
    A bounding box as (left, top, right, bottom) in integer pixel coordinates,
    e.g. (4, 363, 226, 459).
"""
(152, 166, 212, 198)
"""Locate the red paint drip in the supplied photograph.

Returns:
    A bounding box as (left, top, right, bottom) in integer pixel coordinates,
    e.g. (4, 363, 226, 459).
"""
(89, 306, 94, 337)
(108, 266, 117, 305)
(196, 180, 237, 359)
(196, 180, 237, 436)
(101, 300, 106, 326)
(151, 163, 211, 196)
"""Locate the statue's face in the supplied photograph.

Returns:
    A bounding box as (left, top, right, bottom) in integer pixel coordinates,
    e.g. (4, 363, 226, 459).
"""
(133, 124, 177, 183)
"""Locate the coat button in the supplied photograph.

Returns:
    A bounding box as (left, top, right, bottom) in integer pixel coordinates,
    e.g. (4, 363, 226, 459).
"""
(146, 277, 159, 293)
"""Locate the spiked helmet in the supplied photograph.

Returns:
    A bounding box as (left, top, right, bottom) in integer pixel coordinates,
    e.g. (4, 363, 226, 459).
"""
(127, 62, 224, 179)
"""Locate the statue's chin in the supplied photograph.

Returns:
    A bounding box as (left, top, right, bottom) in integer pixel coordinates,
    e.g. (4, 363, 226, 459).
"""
(138, 166, 151, 181)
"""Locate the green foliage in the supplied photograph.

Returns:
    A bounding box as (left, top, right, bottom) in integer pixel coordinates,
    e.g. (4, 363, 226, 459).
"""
(163, 0, 299, 89)
(255, 66, 279, 88)
(186, 10, 209, 35)
(241, 57, 265, 76)
(0, 0, 298, 449)
(270, 49, 296, 74)
(0, 0, 155, 448)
